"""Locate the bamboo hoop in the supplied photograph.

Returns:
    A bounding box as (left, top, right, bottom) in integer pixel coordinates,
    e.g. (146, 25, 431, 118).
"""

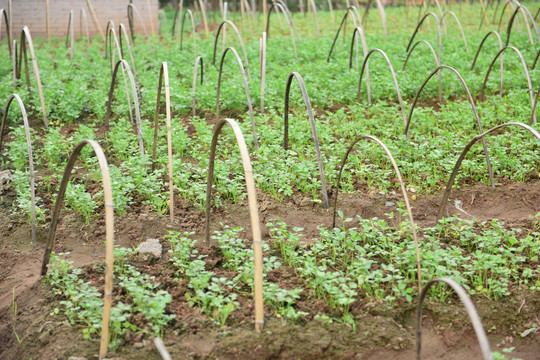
(151, 62, 174, 222)
(308, 0, 320, 36)
(266, 2, 298, 59)
(327, 7, 362, 64)
(204, 118, 264, 332)
(40, 140, 115, 360)
(180, 10, 197, 56)
(357, 49, 407, 126)
(216, 47, 259, 150)
(197, 0, 209, 35)
(0, 94, 37, 249)
(332, 135, 422, 292)
(80, 9, 90, 44)
(471, 30, 503, 96)
(283, 72, 329, 209)
(16, 27, 48, 128)
(273, 0, 299, 37)
(118, 23, 139, 85)
(349, 27, 369, 98)
(66, 10, 74, 60)
(212, 20, 251, 78)
(104, 60, 145, 155)
(375, 0, 387, 39)
(406, 12, 442, 101)
(127, 3, 150, 43)
(504, 4, 540, 46)
(441, 11, 468, 51)
(86, 0, 105, 42)
(496, 1, 526, 42)
(402, 39, 439, 71)
(12, 39, 16, 88)
(416, 278, 492, 360)
(405, 65, 495, 188)
(0, 8, 12, 56)
(105, 21, 134, 124)
(192, 56, 204, 117)
(260, 31, 266, 112)
(46, 0, 50, 40)
(479, 46, 535, 124)
(328, 0, 335, 24)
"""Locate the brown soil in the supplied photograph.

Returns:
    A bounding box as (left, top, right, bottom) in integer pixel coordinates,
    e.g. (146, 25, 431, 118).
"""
(1, 176, 539, 359)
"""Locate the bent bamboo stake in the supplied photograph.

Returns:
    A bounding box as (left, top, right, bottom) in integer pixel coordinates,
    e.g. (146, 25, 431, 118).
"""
(260, 32, 266, 112)
(40, 140, 115, 360)
(197, 0, 209, 35)
(441, 11, 468, 51)
(504, 5, 540, 46)
(16, 27, 48, 128)
(471, 31, 503, 96)
(266, 2, 298, 60)
(405, 65, 495, 188)
(212, 20, 251, 78)
(46, 0, 50, 40)
(152, 62, 174, 222)
(283, 72, 329, 209)
(0, 8, 12, 56)
(12, 39, 16, 88)
(66, 10, 74, 60)
(127, 3, 150, 43)
(497, 2, 531, 44)
(308, 0, 320, 36)
(438, 123, 540, 221)
(332, 135, 422, 292)
(480, 46, 535, 124)
(273, 0, 299, 37)
(402, 39, 439, 71)
(192, 56, 204, 116)
(104, 60, 145, 155)
(406, 12, 442, 101)
(327, 7, 362, 63)
(0, 94, 37, 249)
(349, 27, 369, 97)
(180, 9, 197, 56)
(375, 0, 387, 40)
(86, 0, 105, 42)
(417, 278, 492, 360)
(118, 23, 139, 85)
(80, 9, 90, 44)
(216, 47, 259, 150)
(357, 49, 406, 126)
(204, 118, 264, 332)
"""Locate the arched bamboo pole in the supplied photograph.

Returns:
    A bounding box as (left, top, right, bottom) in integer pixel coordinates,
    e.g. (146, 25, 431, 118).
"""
(151, 62, 174, 222)
(531, 47, 540, 69)
(283, 72, 329, 209)
(16, 27, 47, 128)
(118, 23, 138, 83)
(438, 122, 540, 221)
(504, 4, 540, 46)
(375, 0, 387, 39)
(480, 46, 535, 124)
(216, 47, 259, 150)
(192, 56, 204, 117)
(66, 10, 74, 60)
(260, 32, 267, 112)
(417, 0, 443, 20)
(530, 83, 540, 124)
(441, 11, 468, 51)
(357, 49, 406, 126)
(0, 8, 12, 56)
(471, 30, 503, 96)
(332, 135, 422, 292)
(204, 118, 264, 332)
(79, 8, 90, 44)
(402, 39, 439, 71)
(406, 12, 441, 64)
(196, 0, 209, 35)
(272, 0, 298, 37)
(0, 94, 37, 249)
(327, 7, 362, 63)
(405, 65, 495, 187)
(417, 278, 492, 360)
(266, 2, 298, 60)
(127, 3, 150, 43)
(213, 20, 251, 78)
(105, 20, 122, 70)
(104, 60, 145, 155)
(40, 140, 115, 360)
(180, 9, 197, 56)
(308, 0, 320, 36)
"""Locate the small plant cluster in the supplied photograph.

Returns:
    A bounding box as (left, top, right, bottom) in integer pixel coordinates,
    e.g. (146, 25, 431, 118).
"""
(45, 250, 176, 349)
(166, 231, 240, 325)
